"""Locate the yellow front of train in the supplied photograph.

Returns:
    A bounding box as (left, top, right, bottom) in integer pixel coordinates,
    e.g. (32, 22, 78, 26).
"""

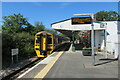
(34, 31, 54, 57)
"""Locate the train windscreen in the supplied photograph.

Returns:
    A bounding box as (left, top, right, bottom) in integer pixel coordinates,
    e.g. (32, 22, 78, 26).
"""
(47, 38, 52, 44)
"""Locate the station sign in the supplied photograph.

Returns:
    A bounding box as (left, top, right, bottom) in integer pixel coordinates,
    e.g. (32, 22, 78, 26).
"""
(11, 48, 18, 56)
(71, 17, 92, 25)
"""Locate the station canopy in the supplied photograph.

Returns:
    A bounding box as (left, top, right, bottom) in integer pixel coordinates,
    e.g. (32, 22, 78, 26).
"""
(51, 18, 106, 37)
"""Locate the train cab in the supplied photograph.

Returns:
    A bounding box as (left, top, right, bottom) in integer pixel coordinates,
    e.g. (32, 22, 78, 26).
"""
(34, 31, 54, 57)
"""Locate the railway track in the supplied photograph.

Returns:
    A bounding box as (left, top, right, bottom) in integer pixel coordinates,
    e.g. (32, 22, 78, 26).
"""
(1, 57, 44, 80)
(1, 43, 70, 80)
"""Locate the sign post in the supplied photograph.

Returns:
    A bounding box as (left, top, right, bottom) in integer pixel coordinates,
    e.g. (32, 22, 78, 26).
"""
(11, 48, 19, 64)
(104, 23, 107, 58)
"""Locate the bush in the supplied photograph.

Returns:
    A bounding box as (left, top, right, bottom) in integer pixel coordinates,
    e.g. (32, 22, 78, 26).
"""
(2, 32, 35, 68)
(12, 32, 35, 61)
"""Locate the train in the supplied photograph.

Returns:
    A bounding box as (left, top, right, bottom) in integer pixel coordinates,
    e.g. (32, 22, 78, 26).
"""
(34, 31, 69, 57)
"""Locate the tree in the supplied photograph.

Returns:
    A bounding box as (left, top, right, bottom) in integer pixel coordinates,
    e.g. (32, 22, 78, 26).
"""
(2, 14, 35, 68)
(35, 22, 45, 30)
(12, 32, 35, 60)
(59, 33, 67, 37)
(2, 13, 30, 33)
(25, 21, 46, 35)
(23, 23, 35, 34)
(95, 11, 119, 21)
(45, 29, 58, 34)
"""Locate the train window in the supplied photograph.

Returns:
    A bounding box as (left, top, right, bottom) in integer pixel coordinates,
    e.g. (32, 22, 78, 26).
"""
(58, 38, 62, 44)
(54, 39, 56, 45)
(47, 38, 52, 44)
(36, 37, 40, 43)
(47, 35, 51, 37)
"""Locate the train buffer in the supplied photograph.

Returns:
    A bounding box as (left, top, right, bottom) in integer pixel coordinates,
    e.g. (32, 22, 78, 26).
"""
(17, 43, 118, 79)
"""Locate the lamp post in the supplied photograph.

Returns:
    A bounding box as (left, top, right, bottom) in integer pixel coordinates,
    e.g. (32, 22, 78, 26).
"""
(91, 14, 95, 66)
(73, 13, 95, 66)
(104, 23, 107, 58)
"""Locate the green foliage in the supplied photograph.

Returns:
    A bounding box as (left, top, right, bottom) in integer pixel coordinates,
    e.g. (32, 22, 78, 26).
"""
(22, 24, 35, 34)
(2, 32, 14, 68)
(59, 33, 69, 41)
(34, 21, 45, 34)
(12, 32, 35, 60)
(95, 11, 120, 21)
(2, 14, 36, 68)
(59, 33, 67, 37)
(2, 13, 29, 33)
(45, 29, 58, 34)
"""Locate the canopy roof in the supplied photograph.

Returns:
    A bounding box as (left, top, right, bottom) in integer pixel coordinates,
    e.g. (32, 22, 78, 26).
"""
(51, 18, 106, 37)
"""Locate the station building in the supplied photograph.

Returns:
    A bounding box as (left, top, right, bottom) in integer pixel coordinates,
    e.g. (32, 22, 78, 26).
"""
(51, 17, 120, 59)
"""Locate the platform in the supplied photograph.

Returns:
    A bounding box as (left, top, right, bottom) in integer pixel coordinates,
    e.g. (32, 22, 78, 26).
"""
(17, 43, 118, 79)
(44, 51, 118, 78)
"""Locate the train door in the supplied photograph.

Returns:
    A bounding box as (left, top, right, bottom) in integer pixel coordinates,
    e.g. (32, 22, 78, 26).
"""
(46, 34, 53, 56)
(35, 34, 42, 57)
(41, 33, 47, 56)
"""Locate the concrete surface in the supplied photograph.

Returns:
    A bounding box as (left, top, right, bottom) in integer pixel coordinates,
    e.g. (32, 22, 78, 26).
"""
(44, 51, 118, 78)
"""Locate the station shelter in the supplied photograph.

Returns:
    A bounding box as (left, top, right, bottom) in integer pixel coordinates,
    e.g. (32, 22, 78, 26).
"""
(51, 17, 120, 59)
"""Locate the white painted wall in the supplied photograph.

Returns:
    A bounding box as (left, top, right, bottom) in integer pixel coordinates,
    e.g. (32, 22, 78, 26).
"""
(105, 21, 118, 58)
(118, 34, 120, 60)
(99, 21, 119, 58)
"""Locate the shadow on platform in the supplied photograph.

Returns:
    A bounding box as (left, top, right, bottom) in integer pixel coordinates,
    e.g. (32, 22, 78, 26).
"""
(95, 58, 118, 66)
(74, 43, 84, 50)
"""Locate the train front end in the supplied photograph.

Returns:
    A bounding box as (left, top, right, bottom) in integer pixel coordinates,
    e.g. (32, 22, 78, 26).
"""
(34, 31, 54, 57)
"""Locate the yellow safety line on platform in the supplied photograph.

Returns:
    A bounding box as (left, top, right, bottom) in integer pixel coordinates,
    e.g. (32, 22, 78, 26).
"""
(33, 51, 64, 79)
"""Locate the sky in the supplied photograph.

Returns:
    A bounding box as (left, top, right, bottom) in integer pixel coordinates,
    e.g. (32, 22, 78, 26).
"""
(1, 0, 120, 2)
(2, 2, 118, 29)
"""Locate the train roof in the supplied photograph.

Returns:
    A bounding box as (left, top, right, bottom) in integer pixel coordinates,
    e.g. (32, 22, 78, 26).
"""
(36, 31, 69, 39)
